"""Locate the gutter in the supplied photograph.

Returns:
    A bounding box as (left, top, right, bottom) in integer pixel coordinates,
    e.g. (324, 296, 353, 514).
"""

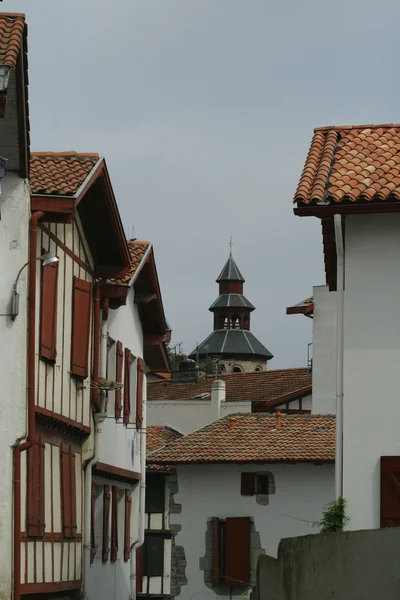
(334, 214, 344, 499)
(14, 210, 45, 600)
(130, 380, 147, 600)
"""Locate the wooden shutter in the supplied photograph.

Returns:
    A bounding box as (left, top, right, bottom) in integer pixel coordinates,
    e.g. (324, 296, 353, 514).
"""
(381, 456, 400, 527)
(90, 483, 96, 563)
(225, 517, 251, 587)
(241, 473, 255, 496)
(136, 357, 145, 429)
(26, 435, 45, 537)
(111, 486, 119, 562)
(39, 262, 58, 361)
(211, 517, 221, 587)
(60, 444, 77, 538)
(124, 490, 132, 561)
(136, 545, 144, 593)
(102, 485, 111, 562)
(123, 349, 131, 424)
(71, 276, 92, 378)
(115, 341, 123, 419)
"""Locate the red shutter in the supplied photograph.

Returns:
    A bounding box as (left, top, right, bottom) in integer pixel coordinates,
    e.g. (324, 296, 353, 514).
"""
(90, 483, 96, 563)
(124, 490, 132, 561)
(211, 517, 221, 587)
(26, 435, 45, 537)
(136, 545, 144, 593)
(225, 517, 251, 587)
(39, 262, 58, 361)
(381, 456, 400, 527)
(241, 473, 255, 496)
(123, 349, 131, 424)
(136, 357, 145, 429)
(102, 485, 111, 562)
(71, 276, 92, 378)
(111, 486, 119, 562)
(60, 444, 77, 538)
(115, 341, 123, 419)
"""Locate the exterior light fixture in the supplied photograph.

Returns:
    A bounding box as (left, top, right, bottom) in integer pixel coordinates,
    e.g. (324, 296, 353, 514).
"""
(11, 252, 59, 320)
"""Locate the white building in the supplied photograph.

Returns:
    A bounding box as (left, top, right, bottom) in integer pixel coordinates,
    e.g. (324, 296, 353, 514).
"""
(148, 392, 335, 600)
(292, 123, 400, 530)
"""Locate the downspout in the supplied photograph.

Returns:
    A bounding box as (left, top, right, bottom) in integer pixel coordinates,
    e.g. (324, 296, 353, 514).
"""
(130, 378, 147, 600)
(14, 210, 45, 600)
(334, 214, 344, 499)
(83, 296, 108, 594)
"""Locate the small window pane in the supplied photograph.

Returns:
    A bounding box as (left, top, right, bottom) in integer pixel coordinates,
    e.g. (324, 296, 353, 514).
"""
(256, 473, 275, 495)
(144, 536, 164, 577)
(145, 474, 166, 514)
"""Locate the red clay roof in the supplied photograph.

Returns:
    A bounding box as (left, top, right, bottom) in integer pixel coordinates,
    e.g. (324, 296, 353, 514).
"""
(286, 297, 314, 316)
(107, 240, 150, 285)
(30, 152, 99, 196)
(0, 13, 25, 69)
(294, 125, 400, 205)
(147, 425, 183, 471)
(147, 367, 312, 403)
(148, 413, 335, 465)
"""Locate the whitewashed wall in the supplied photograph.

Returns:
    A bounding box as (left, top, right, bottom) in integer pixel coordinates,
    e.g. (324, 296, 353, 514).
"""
(0, 173, 30, 598)
(173, 463, 334, 600)
(343, 214, 400, 530)
(312, 285, 337, 415)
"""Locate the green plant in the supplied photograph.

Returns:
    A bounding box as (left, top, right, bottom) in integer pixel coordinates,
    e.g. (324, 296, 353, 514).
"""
(315, 497, 350, 533)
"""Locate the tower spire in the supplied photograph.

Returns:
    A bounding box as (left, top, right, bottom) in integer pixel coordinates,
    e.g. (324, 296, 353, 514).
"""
(229, 235, 233, 256)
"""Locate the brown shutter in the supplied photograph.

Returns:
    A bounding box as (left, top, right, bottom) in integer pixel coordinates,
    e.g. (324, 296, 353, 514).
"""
(241, 473, 255, 496)
(211, 517, 221, 587)
(115, 341, 123, 419)
(111, 486, 119, 562)
(102, 485, 111, 562)
(71, 276, 92, 378)
(39, 262, 58, 361)
(136, 357, 145, 429)
(381, 456, 400, 527)
(136, 545, 144, 593)
(26, 435, 45, 537)
(124, 490, 132, 561)
(60, 444, 77, 538)
(123, 349, 131, 424)
(91, 483, 96, 563)
(225, 517, 251, 587)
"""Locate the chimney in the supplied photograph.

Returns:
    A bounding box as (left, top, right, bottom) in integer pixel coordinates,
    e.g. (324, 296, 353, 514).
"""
(275, 409, 282, 430)
(229, 416, 237, 430)
(211, 379, 225, 419)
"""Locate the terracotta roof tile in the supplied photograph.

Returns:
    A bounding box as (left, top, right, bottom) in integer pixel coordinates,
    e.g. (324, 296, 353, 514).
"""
(286, 297, 314, 316)
(107, 240, 150, 285)
(294, 125, 400, 205)
(148, 413, 335, 464)
(0, 14, 25, 69)
(147, 367, 312, 403)
(30, 152, 99, 196)
(147, 425, 183, 471)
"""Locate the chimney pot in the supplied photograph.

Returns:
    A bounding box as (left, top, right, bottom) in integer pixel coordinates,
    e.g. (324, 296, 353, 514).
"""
(275, 409, 282, 430)
(211, 379, 225, 420)
(229, 416, 237, 430)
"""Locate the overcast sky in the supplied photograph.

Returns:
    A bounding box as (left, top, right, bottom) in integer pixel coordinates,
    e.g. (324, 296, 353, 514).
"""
(10, 0, 400, 367)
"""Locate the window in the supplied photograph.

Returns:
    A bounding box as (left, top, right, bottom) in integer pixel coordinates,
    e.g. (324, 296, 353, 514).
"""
(240, 472, 275, 496)
(123, 348, 132, 423)
(143, 535, 164, 577)
(39, 261, 58, 361)
(145, 473, 165, 514)
(60, 444, 77, 538)
(26, 435, 45, 537)
(211, 517, 251, 587)
(71, 277, 92, 378)
(136, 357, 145, 429)
(231, 314, 241, 329)
(115, 341, 123, 418)
(232, 365, 242, 373)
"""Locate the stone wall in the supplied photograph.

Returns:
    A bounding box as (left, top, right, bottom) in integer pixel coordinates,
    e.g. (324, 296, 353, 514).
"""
(168, 471, 187, 597)
(252, 529, 400, 600)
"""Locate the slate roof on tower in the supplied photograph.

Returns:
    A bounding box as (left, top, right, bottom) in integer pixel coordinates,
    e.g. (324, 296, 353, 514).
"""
(190, 330, 273, 360)
(216, 254, 245, 282)
(209, 294, 255, 311)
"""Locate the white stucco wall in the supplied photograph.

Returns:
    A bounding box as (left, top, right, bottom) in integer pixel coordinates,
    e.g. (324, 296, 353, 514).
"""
(312, 285, 337, 415)
(173, 462, 334, 600)
(147, 400, 251, 434)
(343, 214, 400, 530)
(0, 173, 30, 598)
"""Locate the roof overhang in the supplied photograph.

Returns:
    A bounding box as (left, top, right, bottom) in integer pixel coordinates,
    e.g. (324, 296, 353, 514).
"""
(286, 299, 314, 318)
(31, 158, 131, 279)
(251, 385, 312, 413)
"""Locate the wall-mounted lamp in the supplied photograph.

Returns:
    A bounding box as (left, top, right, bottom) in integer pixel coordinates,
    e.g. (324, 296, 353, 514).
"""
(11, 252, 59, 320)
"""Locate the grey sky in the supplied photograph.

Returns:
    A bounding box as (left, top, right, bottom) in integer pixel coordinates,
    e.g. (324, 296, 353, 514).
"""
(10, 0, 400, 367)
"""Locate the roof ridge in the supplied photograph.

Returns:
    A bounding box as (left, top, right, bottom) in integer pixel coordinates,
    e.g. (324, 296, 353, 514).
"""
(32, 151, 100, 158)
(0, 13, 25, 18)
(314, 123, 400, 132)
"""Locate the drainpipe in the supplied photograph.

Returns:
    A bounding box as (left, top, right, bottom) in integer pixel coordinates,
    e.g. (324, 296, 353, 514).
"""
(130, 378, 147, 600)
(334, 214, 344, 499)
(83, 296, 108, 594)
(14, 210, 45, 600)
